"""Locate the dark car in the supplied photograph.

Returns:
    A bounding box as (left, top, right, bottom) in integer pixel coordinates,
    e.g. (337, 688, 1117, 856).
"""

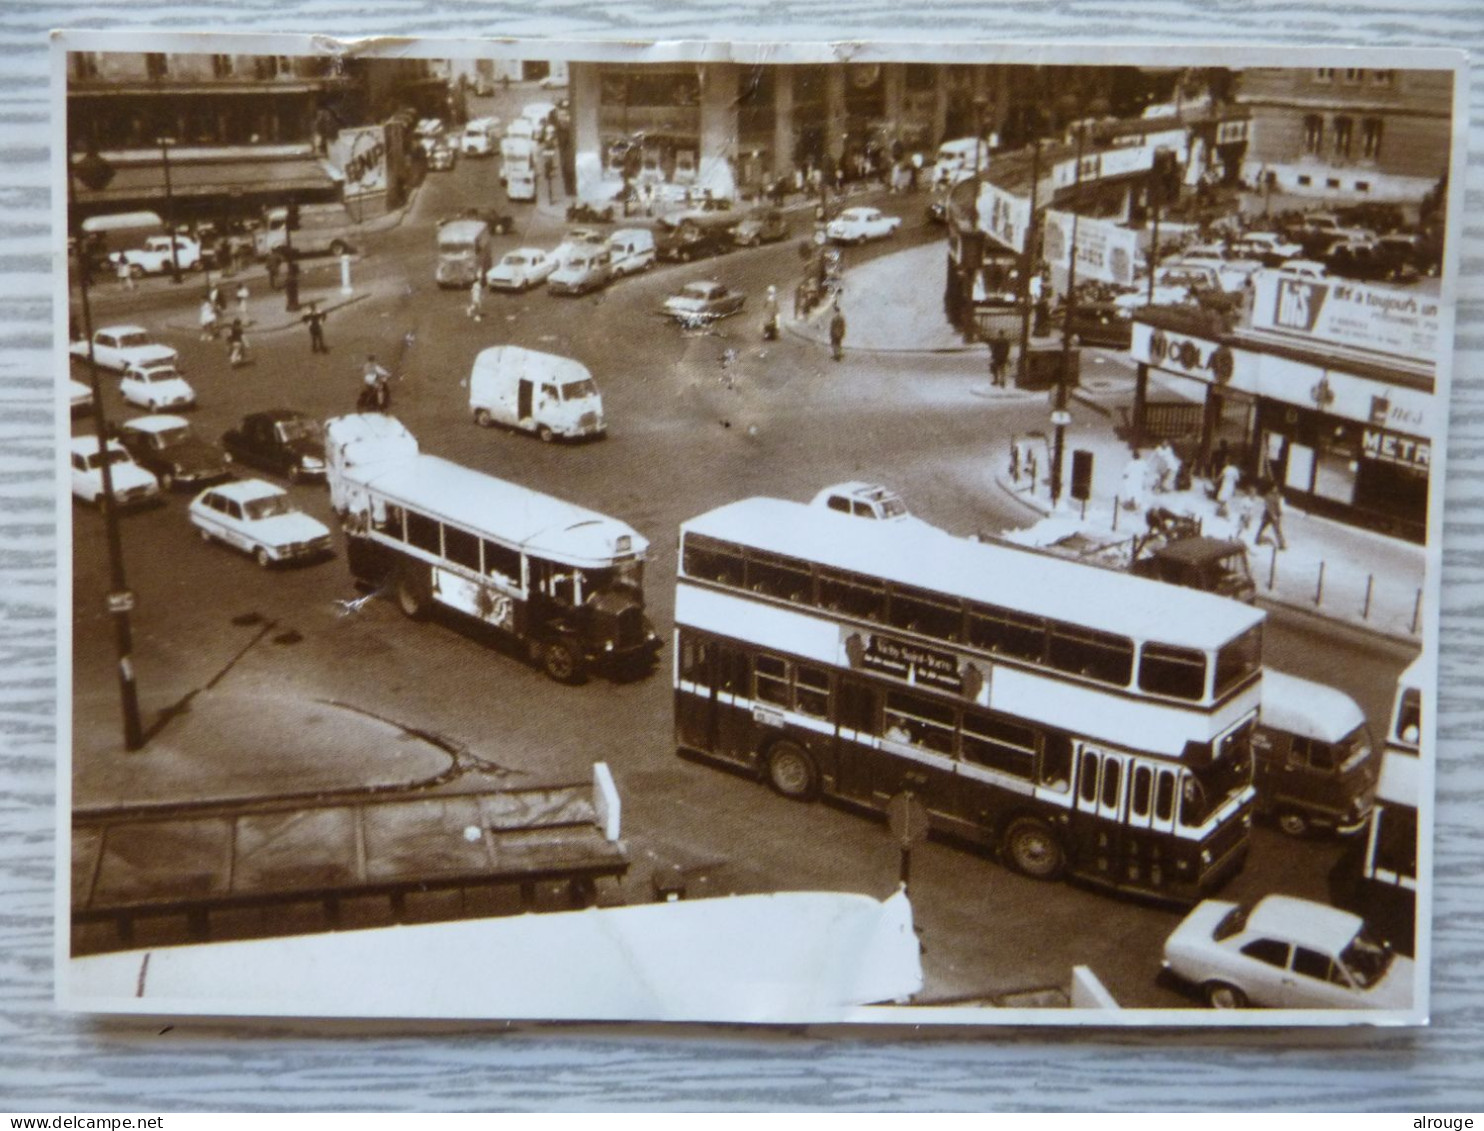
(1064, 301, 1133, 350)
(656, 216, 733, 263)
(1325, 240, 1389, 283)
(730, 209, 789, 247)
(221, 409, 327, 483)
(426, 142, 458, 172)
(116, 414, 232, 493)
(1130, 535, 1256, 604)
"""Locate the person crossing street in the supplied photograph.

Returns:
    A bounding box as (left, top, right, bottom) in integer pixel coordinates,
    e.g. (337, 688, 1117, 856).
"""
(302, 302, 329, 354)
(467, 277, 484, 322)
(828, 302, 847, 362)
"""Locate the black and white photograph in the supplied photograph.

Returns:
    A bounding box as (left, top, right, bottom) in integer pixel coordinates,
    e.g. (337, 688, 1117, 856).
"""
(57, 32, 1463, 1026)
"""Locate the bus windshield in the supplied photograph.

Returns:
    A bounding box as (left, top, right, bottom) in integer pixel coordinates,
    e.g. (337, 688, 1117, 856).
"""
(583, 559, 643, 596)
(1181, 720, 1253, 826)
(1214, 624, 1262, 697)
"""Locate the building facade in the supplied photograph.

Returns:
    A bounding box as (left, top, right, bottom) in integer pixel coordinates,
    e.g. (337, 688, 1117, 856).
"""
(1237, 66, 1452, 204)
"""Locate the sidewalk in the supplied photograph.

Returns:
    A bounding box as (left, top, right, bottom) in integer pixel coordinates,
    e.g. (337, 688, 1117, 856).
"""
(790, 242, 1428, 644)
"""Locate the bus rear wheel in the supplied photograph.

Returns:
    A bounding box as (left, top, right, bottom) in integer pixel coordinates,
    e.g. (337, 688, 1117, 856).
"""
(1002, 817, 1065, 880)
(396, 572, 429, 619)
(766, 741, 818, 801)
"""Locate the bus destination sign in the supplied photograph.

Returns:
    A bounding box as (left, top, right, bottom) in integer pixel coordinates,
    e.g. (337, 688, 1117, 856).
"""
(845, 631, 963, 694)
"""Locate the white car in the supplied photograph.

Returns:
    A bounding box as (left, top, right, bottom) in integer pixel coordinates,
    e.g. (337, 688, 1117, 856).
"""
(121, 360, 197, 412)
(1162, 894, 1414, 1010)
(67, 435, 160, 509)
(1113, 265, 1222, 313)
(1274, 259, 1328, 280)
(188, 478, 333, 568)
(487, 248, 557, 291)
(70, 325, 178, 373)
(111, 235, 201, 276)
(826, 207, 902, 244)
(1232, 232, 1304, 265)
(69, 379, 93, 417)
(811, 481, 912, 521)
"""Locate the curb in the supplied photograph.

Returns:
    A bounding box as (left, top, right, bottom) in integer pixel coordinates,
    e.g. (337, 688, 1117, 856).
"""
(163, 291, 374, 339)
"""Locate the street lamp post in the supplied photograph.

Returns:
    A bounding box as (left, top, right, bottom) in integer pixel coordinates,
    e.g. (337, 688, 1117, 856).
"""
(1016, 134, 1043, 387)
(156, 136, 182, 284)
(69, 144, 145, 751)
(1051, 120, 1089, 508)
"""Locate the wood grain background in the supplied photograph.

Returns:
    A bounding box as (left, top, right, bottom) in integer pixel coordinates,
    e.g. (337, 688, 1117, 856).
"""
(5, 0, 1483, 1112)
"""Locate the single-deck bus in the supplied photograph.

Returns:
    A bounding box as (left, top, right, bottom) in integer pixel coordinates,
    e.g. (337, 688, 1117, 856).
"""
(326, 414, 661, 683)
(673, 497, 1266, 903)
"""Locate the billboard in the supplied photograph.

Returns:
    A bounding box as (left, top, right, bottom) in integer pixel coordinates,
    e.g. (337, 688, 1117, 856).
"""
(330, 125, 389, 200)
(1042, 210, 1139, 287)
(1251, 272, 1440, 366)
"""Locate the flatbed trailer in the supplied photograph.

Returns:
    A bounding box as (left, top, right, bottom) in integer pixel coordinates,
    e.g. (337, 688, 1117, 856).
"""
(72, 766, 626, 955)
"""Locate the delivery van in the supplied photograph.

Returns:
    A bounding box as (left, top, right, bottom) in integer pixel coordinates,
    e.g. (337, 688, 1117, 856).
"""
(435, 218, 493, 288)
(547, 245, 613, 296)
(932, 137, 986, 187)
(257, 203, 356, 258)
(607, 228, 656, 277)
(1253, 669, 1378, 837)
(468, 346, 606, 442)
(501, 136, 538, 203)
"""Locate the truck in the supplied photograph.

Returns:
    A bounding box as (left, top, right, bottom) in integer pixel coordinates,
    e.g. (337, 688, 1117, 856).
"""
(435, 218, 492, 289)
(255, 202, 358, 258)
(109, 233, 201, 277)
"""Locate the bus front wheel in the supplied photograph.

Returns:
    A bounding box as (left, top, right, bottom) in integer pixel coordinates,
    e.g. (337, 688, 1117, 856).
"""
(541, 638, 585, 684)
(766, 741, 818, 801)
(1002, 817, 1065, 880)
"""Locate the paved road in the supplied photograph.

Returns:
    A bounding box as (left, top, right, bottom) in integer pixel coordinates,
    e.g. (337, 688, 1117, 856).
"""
(69, 144, 1416, 1009)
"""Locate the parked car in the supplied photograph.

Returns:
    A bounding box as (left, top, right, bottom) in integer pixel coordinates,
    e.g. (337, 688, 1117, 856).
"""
(730, 209, 789, 247)
(426, 141, 458, 172)
(110, 234, 201, 277)
(656, 217, 733, 263)
(68, 434, 161, 509)
(826, 207, 902, 244)
(486, 247, 557, 291)
(116, 414, 232, 492)
(1231, 232, 1304, 266)
(547, 246, 613, 296)
(221, 409, 327, 483)
(662, 281, 746, 326)
(1326, 239, 1389, 282)
(1162, 894, 1414, 1010)
(70, 325, 178, 373)
(1063, 301, 1133, 350)
(1372, 233, 1427, 281)
(1114, 264, 1221, 313)
(120, 359, 197, 412)
(69, 379, 93, 417)
(188, 478, 333, 568)
(1273, 259, 1327, 281)
(459, 117, 501, 157)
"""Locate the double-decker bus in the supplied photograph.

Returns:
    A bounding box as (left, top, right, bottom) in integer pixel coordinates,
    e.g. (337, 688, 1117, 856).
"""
(673, 497, 1266, 903)
(1332, 654, 1425, 954)
(326, 414, 660, 683)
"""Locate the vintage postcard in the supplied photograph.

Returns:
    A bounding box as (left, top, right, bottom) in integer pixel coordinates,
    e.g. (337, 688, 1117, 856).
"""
(56, 31, 1464, 1025)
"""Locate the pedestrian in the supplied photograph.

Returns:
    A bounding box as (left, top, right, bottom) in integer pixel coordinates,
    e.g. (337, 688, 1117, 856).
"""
(1120, 449, 1148, 511)
(199, 296, 219, 341)
(909, 152, 922, 191)
(208, 282, 225, 317)
(1255, 480, 1288, 550)
(226, 318, 248, 367)
(467, 276, 484, 321)
(763, 285, 780, 341)
(235, 281, 250, 320)
(989, 329, 1011, 388)
(360, 354, 390, 411)
(1154, 440, 1182, 493)
(1215, 459, 1243, 517)
(302, 302, 329, 353)
(828, 303, 846, 362)
(116, 256, 134, 290)
(265, 250, 282, 290)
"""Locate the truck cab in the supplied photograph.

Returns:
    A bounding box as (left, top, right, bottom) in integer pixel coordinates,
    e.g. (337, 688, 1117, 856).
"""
(1129, 535, 1256, 604)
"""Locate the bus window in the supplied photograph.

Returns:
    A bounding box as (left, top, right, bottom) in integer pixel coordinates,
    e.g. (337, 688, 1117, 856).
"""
(680, 634, 712, 687)
(962, 712, 1035, 779)
(444, 525, 481, 572)
(1214, 624, 1263, 697)
(818, 568, 885, 621)
(406, 509, 441, 555)
(1178, 772, 1209, 827)
(717, 644, 749, 694)
(1131, 764, 1153, 818)
(1101, 759, 1123, 809)
(1039, 734, 1072, 792)
(1155, 769, 1176, 821)
(746, 551, 813, 603)
(1079, 750, 1099, 804)
(967, 606, 1045, 662)
(1048, 625, 1133, 686)
(483, 539, 521, 587)
(888, 585, 963, 641)
(373, 502, 403, 537)
(682, 535, 744, 587)
(795, 664, 830, 717)
(755, 654, 790, 706)
(884, 689, 954, 754)
(1138, 643, 1207, 701)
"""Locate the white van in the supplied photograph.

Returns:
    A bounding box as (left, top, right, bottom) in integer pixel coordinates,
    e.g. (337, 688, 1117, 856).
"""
(501, 136, 538, 202)
(460, 117, 500, 157)
(932, 137, 986, 187)
(468, 346, 606, 442)
(547, 245, 613, 296)
(607, 228, 656, 277)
